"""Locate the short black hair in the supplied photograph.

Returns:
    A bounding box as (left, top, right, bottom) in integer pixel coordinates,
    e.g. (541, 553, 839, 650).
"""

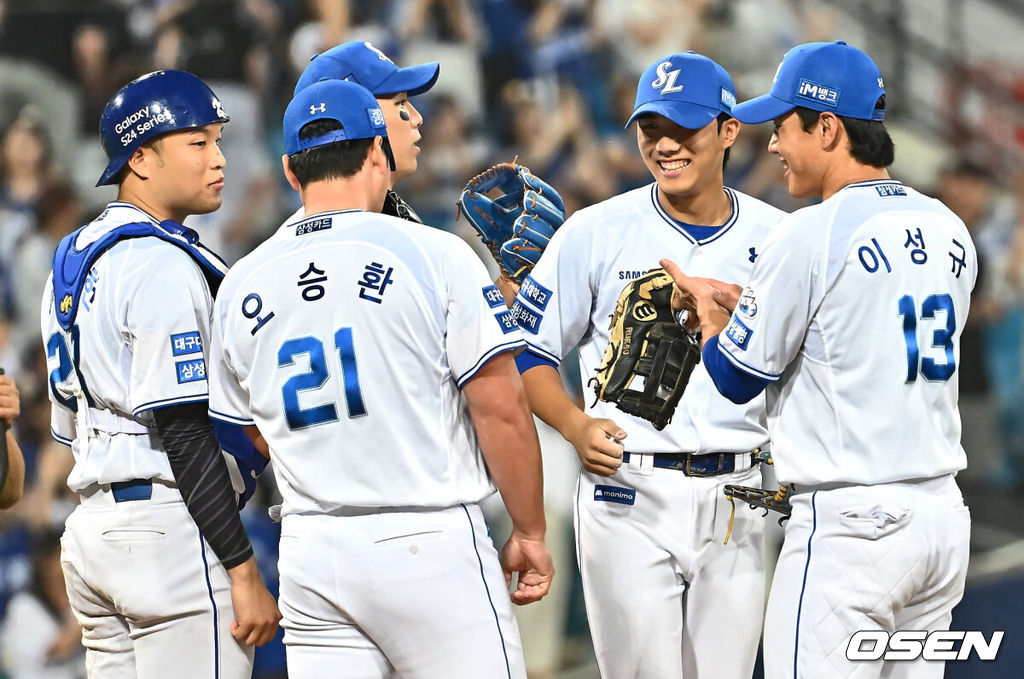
(287, 119, 391, 187)
(793, 96, 894, 168)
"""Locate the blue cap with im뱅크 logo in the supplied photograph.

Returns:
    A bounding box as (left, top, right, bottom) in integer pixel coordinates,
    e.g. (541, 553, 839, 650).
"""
(294, 40, 440, 97)
(283, 79, 394, 170)
(626, 52, 737, 130)
(732, 41, 886, 124)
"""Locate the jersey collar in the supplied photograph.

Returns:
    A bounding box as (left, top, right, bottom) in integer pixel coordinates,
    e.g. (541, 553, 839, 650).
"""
(279, 208, 365, 233)
(650, 184, 739, 246)
(104, 201, 162, 224)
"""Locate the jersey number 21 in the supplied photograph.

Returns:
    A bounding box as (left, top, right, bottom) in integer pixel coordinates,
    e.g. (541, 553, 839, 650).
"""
(278, 327, 366, 430)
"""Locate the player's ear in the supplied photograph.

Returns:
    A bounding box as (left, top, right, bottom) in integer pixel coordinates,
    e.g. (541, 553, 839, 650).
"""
(720, 117, 741, 150)
(818, 112, 841, 150)
(125, 146, 153, 181)
(369, 136, 389, 175)
(281, 154, 301, 192)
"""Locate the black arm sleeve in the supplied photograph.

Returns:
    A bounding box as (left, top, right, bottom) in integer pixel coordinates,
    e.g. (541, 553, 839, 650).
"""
(153, 402, 253, 570)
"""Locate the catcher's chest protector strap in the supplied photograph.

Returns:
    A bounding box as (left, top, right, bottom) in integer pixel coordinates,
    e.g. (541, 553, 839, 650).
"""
(52, 220, 228, 331)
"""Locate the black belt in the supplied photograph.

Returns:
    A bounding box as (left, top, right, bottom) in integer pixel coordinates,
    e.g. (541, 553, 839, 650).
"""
(621, 452, 758, 477)
(111, 479, 152, 502)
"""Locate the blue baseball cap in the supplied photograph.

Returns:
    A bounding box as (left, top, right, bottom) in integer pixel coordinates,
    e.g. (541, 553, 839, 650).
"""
(626, 52, 736, 130)
(733, 41, 886, 124)
(283, 79, 394, 170)
(294, 41, 440, 97)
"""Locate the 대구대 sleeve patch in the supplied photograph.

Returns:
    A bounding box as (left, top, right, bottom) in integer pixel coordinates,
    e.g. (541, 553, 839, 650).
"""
(170, 331, 203, 356)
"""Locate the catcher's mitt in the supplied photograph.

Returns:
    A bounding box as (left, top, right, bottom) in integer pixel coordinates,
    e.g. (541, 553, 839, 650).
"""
(457, 162, 566, 282)
(589, 269, 701, 430)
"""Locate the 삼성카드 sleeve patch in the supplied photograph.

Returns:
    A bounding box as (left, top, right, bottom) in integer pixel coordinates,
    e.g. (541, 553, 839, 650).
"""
(494, 309, 517, 334)
(175, 358, 207, 384)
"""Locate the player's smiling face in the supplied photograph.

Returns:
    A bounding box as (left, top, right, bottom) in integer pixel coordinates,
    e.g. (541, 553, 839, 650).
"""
(377, 92, 422, 183)
(636, 113, 734, 199)
(769, 112, 823, 199)
(139, 123, 226, 219)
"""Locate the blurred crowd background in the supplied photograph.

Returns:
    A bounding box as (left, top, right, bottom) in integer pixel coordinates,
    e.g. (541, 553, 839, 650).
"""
(0, 0, 1021, 677)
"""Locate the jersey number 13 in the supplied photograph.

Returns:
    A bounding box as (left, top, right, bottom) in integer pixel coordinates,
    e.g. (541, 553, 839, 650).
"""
(897, 293, 956, 383)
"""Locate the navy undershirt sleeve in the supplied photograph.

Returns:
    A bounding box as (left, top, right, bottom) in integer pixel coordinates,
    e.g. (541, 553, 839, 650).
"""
(701, 335, 770, 404)
(515, 348, 558, 374)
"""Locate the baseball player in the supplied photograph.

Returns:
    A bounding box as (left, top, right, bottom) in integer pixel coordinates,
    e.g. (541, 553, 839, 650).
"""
(514, 52, 785, 678)
(664, 41, 974, 678)
(293, 40, 438, 222)
(41, 70, 280, 678)
(207, 78, 553, 679)
(0, 372, 25, 508)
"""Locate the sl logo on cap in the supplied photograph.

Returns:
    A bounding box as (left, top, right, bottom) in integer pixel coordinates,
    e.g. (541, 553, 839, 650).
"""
(364, 42, 394, 64)
(310, 102, 327, 115)
(652, 61, 683, 95)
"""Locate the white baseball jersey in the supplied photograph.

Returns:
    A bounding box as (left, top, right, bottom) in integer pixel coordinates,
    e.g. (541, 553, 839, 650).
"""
(516, 184, 784, 452)
(717, 179, 976, 486)
(41, 202, 221, 492)
(208, 209, 524, 515)
(41, 201, 253, 679)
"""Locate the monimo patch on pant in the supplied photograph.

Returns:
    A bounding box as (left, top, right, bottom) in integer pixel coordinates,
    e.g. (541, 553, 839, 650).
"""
(594, 485, 636, 505)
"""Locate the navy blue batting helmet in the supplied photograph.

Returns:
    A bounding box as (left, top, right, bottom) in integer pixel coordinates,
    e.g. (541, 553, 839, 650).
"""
(96, 70, 229, 186)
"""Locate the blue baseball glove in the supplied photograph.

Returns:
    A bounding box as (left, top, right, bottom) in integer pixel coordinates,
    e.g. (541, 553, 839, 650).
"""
(457, 162, 566, 282)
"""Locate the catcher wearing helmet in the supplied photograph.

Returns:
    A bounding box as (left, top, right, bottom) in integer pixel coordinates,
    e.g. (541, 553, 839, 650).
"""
(42, 70, 280, 678)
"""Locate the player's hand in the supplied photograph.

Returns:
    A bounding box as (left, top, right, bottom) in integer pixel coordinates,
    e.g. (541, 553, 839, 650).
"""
(227, 557, 281, 646)
(495, 273, 520, 308)
(0, 375, 20, 427)
(500, 530, 554, 605)
(567, 413, 625, 476)
(663, 262, 742, 314)
(660, 258, 735, 343)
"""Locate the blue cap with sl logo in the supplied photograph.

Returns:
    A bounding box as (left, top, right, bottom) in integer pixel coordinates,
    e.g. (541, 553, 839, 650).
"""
(284, 79, 395, 170)
(294, 41, 440, 97)
(733, 41, 886, 124)
(626, 52, 737, 130)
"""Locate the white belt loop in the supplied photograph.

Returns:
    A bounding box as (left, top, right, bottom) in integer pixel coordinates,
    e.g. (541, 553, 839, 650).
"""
(627, 453, 655, 476)
(733, 451, 752, 473)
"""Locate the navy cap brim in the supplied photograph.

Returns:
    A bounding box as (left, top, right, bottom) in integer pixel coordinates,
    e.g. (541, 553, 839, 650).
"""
(97, 152, 131, 186)
(732, 93, 795, 124)
(625, 101, 720, 130)
(375, 62, 440, 97)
